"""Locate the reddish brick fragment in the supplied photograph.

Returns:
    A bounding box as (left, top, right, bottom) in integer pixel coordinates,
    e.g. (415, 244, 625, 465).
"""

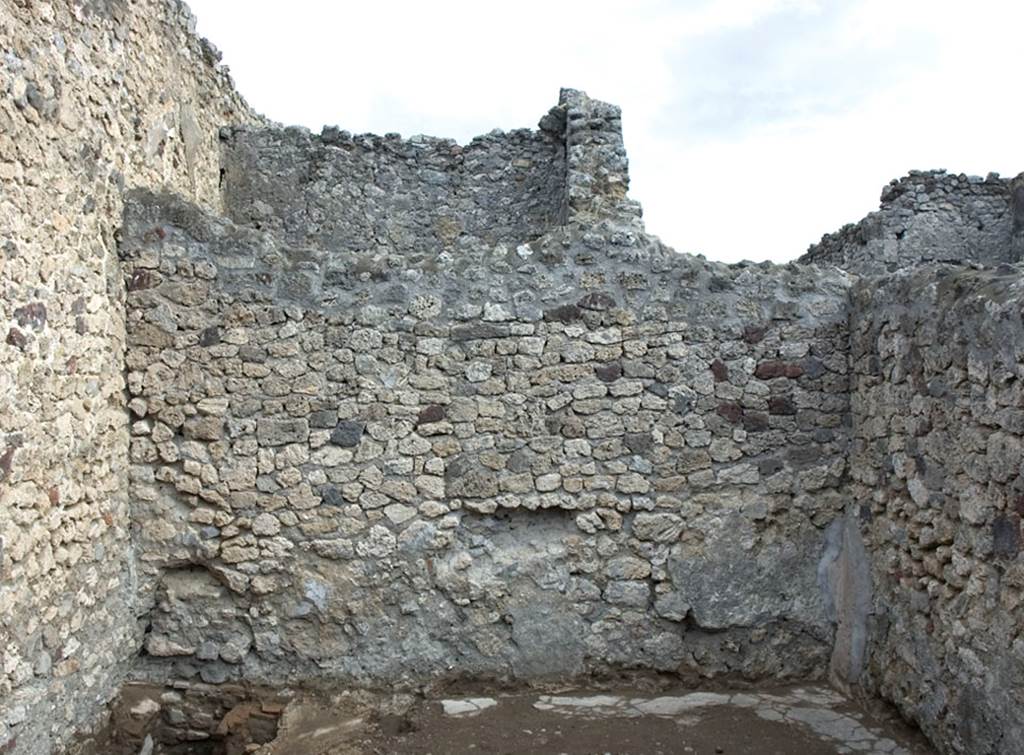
(754, 360, 786, 379)
(717, 402, 743, 423)
(5, 328, 26, 350)
(755, 360, 803, 379)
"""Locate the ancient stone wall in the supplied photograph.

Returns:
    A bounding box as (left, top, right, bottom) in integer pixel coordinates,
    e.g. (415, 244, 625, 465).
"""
(0, 1, 260, 752)
(119, 150, 855, 691)
(219, 87, 641, 266)
(4, 2, 1024, 749)
(803, 170, 1024, 273)
(220, 125, 567, 258)
(848, 264, 1024, 752)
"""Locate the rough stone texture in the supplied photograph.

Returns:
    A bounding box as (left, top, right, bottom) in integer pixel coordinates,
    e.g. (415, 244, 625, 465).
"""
(848, 265, 1024, 753)
(221, 123, 567, 256)
(113, 83, 1024, 755)
(118, 90, 855, 697)
(0, 2, 261, 752)
(802, 170, 1024, 273)
(4, 6, 1024, 751)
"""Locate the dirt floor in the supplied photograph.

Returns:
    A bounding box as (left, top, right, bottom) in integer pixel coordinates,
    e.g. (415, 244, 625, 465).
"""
(78, 678, 936, 755)
(275, 685, 934, 755)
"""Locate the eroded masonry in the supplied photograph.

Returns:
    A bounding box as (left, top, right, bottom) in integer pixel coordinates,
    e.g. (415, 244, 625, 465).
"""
(2, 2, 1023, 754)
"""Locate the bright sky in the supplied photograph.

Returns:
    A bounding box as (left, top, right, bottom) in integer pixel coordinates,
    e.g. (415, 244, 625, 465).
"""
(187, 0, 1024, 263)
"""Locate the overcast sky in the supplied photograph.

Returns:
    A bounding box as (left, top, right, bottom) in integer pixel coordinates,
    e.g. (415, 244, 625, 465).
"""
(187, 0, 1024, 263)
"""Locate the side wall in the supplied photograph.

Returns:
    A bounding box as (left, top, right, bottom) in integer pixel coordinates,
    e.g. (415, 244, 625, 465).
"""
(803, 171, 1024, 274)
(0, 2, 260, 752)
(849, 265, 1024, 753)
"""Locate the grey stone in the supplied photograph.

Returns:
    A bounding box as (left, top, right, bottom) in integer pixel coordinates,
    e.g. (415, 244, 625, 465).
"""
(257, 418, 310, 446)
(330, 421, 364, 447)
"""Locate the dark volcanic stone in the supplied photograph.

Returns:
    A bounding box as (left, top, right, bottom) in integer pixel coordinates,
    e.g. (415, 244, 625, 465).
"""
(6, 328, 26, 350)
(595, 363, 623, 383)
(710, 359, 729, 382)
(13, 302, 46, 330)
(769, 396, 797, 415)
(0, 446, 14, 480)
(239, 345, 267, 363)
(802, 357, 826, 379)
(417, 404, 446, 425)
(577, 292, 617, 311)
(754, 361, 786, 379)
(743, 412, 770, 432)
(543, 304, 583, 323)
(788, 446, 823, 467)
(624, 432, 654, 454)
(330, 421, 364, 447)
(127, 269, 156, 291)
(993, 515, 1021, 559)
(743, 325, 766, 344)
(646, 382, 669, 398)
(445, 454, 499, 498)
(321, 486, 345, 507)
(755, 361, 804, 380)
(199, 326, 221, 346)
(672, 394, 693, 415)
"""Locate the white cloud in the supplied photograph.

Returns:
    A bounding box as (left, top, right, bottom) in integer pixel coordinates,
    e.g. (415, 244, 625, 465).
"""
(187, 0, 1024, 263)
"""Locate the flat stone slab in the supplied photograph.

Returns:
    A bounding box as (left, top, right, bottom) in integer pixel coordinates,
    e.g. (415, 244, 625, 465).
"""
(417, 684, 932, 755)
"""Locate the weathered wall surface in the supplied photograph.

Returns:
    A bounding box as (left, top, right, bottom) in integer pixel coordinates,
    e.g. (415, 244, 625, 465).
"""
(803, 170, 1024, 274)
(4, 1, 1021, 748)
(0, 1, 260, 752)
(219, 87, 641, 265)
(221, 125, 567, 256)
(848, 265, 1024, 753)
(119, 154, 854, 690)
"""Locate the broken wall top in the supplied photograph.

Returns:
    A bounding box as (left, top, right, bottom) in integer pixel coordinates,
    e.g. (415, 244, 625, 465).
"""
(802, 170, 1024, 274)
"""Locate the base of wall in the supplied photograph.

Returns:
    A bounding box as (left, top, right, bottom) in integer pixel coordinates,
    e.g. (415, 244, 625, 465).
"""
(70, 673, 933, 755)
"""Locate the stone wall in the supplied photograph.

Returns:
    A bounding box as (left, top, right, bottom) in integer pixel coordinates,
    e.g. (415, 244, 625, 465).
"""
(219, 87, 642, 264)
(4, 1, 1024, 749)
(848, 265, 1024, 752)
(0, 1, 260, 752)
(803, 170, 1024, 273)
(119, 131, 856, 690)
(221, 125, 566, 258)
